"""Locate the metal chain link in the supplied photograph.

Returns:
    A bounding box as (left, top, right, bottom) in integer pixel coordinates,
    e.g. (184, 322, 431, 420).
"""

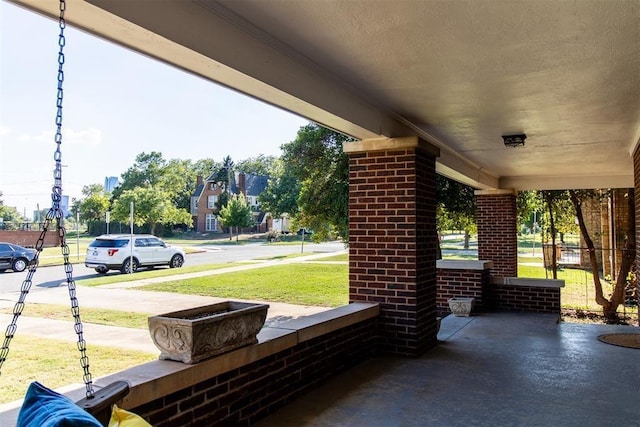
(0, 0, 94, 400)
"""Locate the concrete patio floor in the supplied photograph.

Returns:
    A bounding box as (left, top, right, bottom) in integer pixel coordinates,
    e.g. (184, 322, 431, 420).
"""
(255, 312, 640, 427)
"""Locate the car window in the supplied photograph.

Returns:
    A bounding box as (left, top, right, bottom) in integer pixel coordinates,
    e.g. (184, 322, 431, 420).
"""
(89, 239, 129, 248)
(0, 244, 10, 251)
(134, 239, 147, 247)
(147, 238, 164, 247)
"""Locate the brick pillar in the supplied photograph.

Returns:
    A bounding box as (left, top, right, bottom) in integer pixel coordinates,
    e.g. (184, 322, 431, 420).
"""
(475, 190, 518, 279)
(633, 147, 640, 303)
(345, 136, 439, 357)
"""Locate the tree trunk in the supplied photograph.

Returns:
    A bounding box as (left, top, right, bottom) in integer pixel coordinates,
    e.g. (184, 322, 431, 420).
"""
(464, 230, 470, 250)
(569, 190, 636, 323)
(544, 192, 558, 279)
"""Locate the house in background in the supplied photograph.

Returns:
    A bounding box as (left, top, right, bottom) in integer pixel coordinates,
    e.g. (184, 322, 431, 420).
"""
(191, 172, 269, 233)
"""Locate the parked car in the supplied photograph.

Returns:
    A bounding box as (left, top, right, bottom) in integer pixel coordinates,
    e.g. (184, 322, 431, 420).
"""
(85, 234, 185, 274)
(0, 242, 37, 273)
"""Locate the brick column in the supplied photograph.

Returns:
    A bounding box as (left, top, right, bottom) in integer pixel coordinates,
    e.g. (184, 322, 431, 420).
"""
(345, 136, 439, 356)
(633, 147, 640, 294)
(475, 189, 518, 279)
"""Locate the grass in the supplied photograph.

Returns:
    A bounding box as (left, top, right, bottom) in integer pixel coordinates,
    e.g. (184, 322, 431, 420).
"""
(518, 264, 620, 311)
(0, 304, 150, 329)
(314, 253, 348, 262)
(143, 263, 349, 307)
(0, 335, 156, 404)
(76, 263, 237, 287)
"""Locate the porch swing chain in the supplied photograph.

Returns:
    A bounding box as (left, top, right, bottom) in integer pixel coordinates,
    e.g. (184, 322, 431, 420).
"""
(0, 0, 95, 400)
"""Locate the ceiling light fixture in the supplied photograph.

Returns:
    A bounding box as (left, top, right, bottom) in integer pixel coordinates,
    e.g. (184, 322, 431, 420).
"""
(502, 133, 527, 148)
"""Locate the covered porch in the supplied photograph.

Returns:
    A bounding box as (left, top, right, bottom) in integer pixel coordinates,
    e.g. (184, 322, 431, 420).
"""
(3, 1, 640, 425)
(257, 312, 639, 426)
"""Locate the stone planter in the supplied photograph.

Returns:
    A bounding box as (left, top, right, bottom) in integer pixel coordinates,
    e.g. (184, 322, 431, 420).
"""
(448, 297, 475, 317)
(148, 301, 269, 364)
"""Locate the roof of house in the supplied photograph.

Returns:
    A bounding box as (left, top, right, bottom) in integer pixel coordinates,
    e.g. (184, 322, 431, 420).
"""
(191, 183, 204, 198)
(239, 174, 269, 196)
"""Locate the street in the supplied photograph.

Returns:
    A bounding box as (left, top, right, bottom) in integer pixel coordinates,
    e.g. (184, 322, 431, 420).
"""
(0, 240, 346, 294)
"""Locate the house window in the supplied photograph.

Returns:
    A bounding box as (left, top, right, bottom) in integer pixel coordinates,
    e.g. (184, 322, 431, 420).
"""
(208, 195, 218, 209)
(206, 214, 217, 231)
(210, 183, 217, 190)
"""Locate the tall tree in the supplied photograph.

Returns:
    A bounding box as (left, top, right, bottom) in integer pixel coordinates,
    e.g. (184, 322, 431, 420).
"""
(214, 156, 235, 195)
(236, 155, 278, 176)
(219, 194, 254, 242)
(281, 123, 353, 242)
(436, 175, 476, 251)
(569, 189, 636, 323)
(113, 152, 167, 197)
(258, 159, 301, 218)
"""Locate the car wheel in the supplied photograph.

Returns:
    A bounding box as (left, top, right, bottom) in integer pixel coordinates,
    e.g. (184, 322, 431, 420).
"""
(12, 258, 28, 273)
(95, 267, 108, 275)
(170, 254, 184, 268)
(121, 258, 138, 274)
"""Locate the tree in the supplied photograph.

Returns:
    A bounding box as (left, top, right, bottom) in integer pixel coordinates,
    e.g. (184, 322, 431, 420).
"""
(0, 191, 23, 229)
(111, 187, 192, 235)
(214, 156, 235, 195)
(258, 159, 301, 218)
(436, 175, 476, 251)
(281, 123, 353, 242)
(218, 194, 254, 242)
(78, 184, 110, 223)
(113, 152, 167, 197)
(236, 155, 278, 176)
(569, 189, 636, 323)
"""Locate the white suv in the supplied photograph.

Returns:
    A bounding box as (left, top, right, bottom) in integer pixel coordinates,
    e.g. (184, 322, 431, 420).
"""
(85, 234, 185, 274)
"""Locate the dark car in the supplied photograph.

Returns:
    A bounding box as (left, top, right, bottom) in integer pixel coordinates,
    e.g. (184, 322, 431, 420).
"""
(0, 242, 37, 273)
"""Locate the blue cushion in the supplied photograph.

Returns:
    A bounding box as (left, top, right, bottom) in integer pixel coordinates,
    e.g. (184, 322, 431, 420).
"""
(17, 382, 102, 427)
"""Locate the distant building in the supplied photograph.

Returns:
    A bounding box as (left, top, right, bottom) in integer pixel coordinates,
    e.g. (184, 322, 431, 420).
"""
(104, 176, 119, 193)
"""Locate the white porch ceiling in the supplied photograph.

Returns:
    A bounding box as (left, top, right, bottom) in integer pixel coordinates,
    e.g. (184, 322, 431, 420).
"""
(9, 0, 640, 190)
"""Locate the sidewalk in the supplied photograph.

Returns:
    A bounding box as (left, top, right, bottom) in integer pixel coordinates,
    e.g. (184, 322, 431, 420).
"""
(0, 250, 348, 353)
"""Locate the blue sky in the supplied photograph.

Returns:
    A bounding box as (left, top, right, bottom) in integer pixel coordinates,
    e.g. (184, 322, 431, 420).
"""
(0, 2, 308, 218)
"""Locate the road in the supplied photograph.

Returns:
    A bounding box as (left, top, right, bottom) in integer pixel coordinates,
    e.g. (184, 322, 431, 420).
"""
(0, 241, 346, 294)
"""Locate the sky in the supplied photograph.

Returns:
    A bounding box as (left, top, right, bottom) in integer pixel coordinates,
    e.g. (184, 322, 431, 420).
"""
(0, 2, 309, 218)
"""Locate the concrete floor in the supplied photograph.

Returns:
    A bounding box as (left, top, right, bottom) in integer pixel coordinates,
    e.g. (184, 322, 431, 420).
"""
(255, 312, 640, 427)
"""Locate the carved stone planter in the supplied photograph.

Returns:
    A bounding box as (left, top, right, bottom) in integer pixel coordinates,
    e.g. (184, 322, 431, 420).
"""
(148, 301, 269, 364)
(448, 297, 475, 317)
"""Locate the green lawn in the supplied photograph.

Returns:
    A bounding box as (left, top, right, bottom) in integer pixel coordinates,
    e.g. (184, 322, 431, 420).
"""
(0, 335, 156, 404)
(143, 263, 349, 307)
(77, 263, 238, 287)
(0, 303, 150, 329)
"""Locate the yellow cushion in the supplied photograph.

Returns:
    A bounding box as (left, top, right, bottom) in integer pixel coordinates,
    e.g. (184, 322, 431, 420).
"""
(108, 404, 151, 427)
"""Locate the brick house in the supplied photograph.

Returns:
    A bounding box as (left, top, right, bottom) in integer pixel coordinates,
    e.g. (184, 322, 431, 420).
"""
(191, 172, 269, 233)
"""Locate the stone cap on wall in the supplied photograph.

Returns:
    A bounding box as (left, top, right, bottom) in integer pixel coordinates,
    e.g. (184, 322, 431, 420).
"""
(492, 277, 565, 288)
(436, 260, 493, 271)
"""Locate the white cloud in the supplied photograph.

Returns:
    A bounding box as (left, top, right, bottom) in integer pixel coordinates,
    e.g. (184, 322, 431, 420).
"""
(13, 127, 102, 146)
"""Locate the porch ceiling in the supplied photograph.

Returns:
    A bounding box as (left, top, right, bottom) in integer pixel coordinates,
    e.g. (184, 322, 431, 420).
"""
(9, 0, 640, 190)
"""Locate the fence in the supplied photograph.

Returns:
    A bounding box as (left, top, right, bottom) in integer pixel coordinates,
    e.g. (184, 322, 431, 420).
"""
(539, 244, 638, 323)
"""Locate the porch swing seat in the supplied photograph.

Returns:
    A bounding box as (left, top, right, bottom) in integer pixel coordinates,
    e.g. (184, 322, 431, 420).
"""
(18, 380, 132, 427)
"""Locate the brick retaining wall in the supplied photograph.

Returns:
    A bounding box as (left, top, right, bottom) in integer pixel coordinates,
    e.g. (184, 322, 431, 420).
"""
(486, 282, 562, 314)
(132, 318, 377, 426)
(0, 230, 60, 247)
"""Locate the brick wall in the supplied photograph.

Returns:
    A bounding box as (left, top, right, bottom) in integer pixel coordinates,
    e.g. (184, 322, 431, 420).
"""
(131, 318, 377, 426)
(346, 138, 438, 356)
(436, 267, 490, 315)
(476, 191, 518, 278)
(0, 230, 60, 247)
(486, 284, 561, 313)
